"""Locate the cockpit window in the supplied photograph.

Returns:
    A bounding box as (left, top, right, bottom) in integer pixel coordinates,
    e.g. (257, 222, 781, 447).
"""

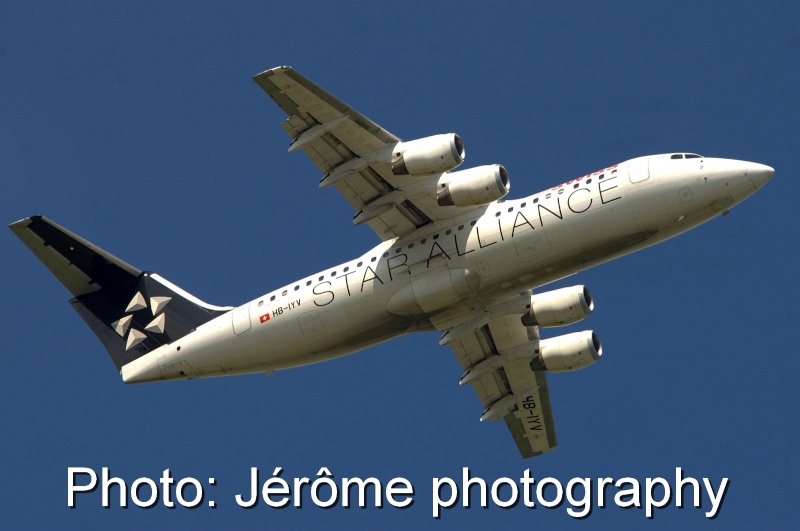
(671, 154, 684, 159)
(684, 153, 702, 159)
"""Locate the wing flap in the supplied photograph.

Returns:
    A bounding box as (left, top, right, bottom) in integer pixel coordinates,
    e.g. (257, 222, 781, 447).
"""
(253, 66, 477, 240)
(446, 297, 558, 458)
(501, 358, 558, 457)
(254, 66, 397, 162)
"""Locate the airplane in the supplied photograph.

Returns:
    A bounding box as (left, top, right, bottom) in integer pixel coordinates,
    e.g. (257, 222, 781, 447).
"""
(10, 66, 773, 458)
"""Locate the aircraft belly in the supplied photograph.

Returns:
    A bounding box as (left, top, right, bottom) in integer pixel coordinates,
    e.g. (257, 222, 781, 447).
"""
(216, 293, 410, 372)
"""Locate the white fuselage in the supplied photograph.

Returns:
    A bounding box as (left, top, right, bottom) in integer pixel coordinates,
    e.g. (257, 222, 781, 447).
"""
(121, 155, 772, 383)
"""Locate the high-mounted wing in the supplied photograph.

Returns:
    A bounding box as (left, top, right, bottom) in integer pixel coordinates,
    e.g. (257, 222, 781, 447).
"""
(445, 296, 558, 458)
(253, 66, 487, 241)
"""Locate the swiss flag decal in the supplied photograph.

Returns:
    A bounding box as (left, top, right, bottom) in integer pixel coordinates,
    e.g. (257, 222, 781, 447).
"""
(259, 313, 270, 324)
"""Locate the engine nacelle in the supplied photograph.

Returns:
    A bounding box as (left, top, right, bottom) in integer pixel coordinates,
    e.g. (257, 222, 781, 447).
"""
(532, 330, 602, 373)
(524, 285, 594, 328)
(436, 164, 510, 207)
(389, 133, 465, 176)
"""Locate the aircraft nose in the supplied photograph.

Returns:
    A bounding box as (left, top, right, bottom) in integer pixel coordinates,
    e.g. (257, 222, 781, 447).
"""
(746, 162, 774, 188)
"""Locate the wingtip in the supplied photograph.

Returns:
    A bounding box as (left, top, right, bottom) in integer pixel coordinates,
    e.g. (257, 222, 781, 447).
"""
(252, 65, 293, 81)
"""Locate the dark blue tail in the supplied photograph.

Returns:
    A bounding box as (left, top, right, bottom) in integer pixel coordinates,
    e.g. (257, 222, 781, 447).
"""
(10, 216, 231, 370)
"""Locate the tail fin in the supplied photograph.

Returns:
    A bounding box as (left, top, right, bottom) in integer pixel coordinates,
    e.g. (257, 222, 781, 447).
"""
(9, 216, 231, 370)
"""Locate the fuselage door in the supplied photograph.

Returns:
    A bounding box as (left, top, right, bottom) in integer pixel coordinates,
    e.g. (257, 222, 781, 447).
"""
(628, 156, 651, 183)
(232, 304, 252, 335)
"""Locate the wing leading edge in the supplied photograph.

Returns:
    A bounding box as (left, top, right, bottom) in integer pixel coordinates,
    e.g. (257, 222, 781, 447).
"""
(254, 66, 553, 456)
(446, 297, 558, 458)
(253, 66, 482, 240)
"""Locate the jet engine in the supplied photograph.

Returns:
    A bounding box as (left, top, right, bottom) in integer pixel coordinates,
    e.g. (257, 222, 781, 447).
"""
(388, 133, 465, 176)
(523, 285, 594, 327)
(436, 164, 510, 207)
(531, 330, 602, 372)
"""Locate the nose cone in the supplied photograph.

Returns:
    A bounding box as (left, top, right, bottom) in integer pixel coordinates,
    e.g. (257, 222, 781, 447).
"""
(746, 162, 774, 188)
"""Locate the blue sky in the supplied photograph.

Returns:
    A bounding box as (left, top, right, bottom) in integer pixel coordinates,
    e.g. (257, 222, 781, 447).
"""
(2, 2, 797, 528)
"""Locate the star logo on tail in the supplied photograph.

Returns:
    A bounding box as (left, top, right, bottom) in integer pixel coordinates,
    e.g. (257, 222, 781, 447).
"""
(111, 292, 172, 350)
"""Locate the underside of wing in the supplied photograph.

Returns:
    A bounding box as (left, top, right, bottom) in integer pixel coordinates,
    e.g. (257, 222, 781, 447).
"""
(445, 293, 558, 458)
(253, 66, 492, 240)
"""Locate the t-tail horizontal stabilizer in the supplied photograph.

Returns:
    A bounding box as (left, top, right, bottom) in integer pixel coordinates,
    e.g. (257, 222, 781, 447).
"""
(9, 216, 232, 371)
